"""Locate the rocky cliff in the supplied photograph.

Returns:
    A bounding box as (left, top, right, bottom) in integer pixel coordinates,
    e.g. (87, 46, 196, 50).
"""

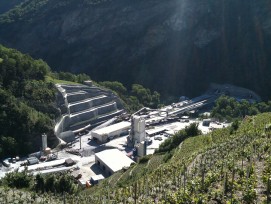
(1, 0, 271, 98)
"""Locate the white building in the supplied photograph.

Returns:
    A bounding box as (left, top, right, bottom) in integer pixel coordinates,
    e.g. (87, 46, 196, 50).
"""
(95, 149, 134, 176)
(91, 121, 130, 143)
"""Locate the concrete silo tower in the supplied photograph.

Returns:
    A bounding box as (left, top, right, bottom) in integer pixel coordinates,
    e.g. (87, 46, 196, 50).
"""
(42, 133, 47, 151)
(127, 115, 146, 158)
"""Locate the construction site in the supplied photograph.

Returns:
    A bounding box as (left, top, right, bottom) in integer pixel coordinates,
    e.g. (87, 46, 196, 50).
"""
(0, 82, 260, 187)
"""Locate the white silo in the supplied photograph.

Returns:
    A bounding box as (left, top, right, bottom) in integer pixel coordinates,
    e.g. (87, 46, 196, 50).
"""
(137, 141, 146, 157)
(42, 133, 47, 151)
(127, 115, 146, 157)
(132, 115, 146, 143)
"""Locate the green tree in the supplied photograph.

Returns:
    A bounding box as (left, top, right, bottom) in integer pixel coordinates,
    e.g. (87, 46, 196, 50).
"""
(0, 136, 17, 156)
(211, 95, 271, 121)
(3, 170, 32, 189)
(35, 174, 45, 193)
(100, 81, 127, 95)
(131, 84, 152, 106)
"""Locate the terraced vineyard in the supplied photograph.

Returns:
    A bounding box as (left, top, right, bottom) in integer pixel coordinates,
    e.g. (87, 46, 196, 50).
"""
(1, 113, 271, 203)
(82, 113, 271, 203)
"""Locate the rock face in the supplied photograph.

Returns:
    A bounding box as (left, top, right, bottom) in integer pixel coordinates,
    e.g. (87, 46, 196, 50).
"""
(1, 0, 271, 98)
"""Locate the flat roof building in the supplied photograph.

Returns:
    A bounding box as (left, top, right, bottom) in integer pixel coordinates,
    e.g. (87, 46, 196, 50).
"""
(91, 121, 130, 143)
(95, 149, 134, 176)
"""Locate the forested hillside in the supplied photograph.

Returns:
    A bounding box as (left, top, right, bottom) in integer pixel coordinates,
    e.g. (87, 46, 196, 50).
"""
(0, 0, 271, 99)
(0, 0, 25, 14)
(0, 44, 162, 158)
(0, 45, 58, 158)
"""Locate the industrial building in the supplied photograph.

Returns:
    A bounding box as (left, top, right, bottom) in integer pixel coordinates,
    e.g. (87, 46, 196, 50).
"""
(91, 121, 130, 143)
(95, 149, 134, 176)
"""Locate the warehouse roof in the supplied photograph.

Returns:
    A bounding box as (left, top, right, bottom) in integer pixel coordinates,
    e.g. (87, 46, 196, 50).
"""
(95, 149, 134, 172)
(92, 121, 130, 135)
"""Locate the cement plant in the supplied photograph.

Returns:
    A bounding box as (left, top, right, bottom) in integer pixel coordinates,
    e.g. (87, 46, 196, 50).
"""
(0, 82, 260, 187)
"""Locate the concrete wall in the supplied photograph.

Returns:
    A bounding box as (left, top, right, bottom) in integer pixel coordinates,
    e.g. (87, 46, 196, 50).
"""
(54, 115, 70, 137)
(68, 95, 112, 114)
(54, 84, 125, 138)
(95, 155, 113, 176)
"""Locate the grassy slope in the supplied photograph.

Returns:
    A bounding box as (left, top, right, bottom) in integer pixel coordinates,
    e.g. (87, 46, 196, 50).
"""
(45, 75, 80, 85)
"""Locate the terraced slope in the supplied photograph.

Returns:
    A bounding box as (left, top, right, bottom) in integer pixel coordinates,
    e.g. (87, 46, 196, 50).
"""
(55, 83, 125, 136)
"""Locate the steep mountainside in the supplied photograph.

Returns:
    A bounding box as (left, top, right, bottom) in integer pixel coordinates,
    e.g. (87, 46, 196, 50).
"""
(0, 0, 271, 98)
(0, 44, 57, 157)
(0, 0, 25, 14)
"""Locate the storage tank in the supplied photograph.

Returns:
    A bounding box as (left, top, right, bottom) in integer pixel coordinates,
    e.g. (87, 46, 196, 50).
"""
(42, 133, 47, 150)
(131, 116, 146, 144)
(138, 118, 145, 133)
(133, 116, 140, 132)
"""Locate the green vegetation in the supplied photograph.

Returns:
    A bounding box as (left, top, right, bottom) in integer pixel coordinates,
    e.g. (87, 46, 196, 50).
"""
(0, 171, 80, 203)
(48, 72, 91, 84)
(1, 71, 271, 203)
(99, 81, 161, 112)
(0, 44, 59, 158)
(0, 0, 109, 24)
(1, 44, 271, 203)
(0, 0, 25, 14)
(156, 123, 201, 153)
(0, 44, 162, 158)
(211, 95, 271, 121)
